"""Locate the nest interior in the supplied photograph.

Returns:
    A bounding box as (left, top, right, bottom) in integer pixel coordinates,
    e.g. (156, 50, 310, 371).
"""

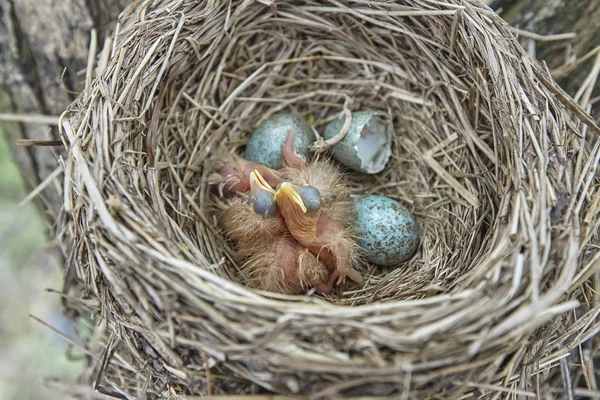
(58, 0, 600, 398)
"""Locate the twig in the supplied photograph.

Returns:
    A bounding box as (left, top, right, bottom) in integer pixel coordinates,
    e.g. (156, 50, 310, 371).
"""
(16, 139, 64, 147)
(509, 27, 576, 42)
(0, 113, 60, 125)
(19, 165, 63, 208)
(29, 314, 95, 358)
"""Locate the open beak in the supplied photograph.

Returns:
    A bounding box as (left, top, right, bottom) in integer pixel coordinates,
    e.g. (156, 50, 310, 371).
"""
(274, 182, 307, 213)
(249, 170, 276, 195)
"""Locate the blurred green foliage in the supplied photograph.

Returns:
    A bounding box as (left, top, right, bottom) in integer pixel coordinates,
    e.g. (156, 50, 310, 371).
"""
(0, 137, 45, 265)
(0, 127, 83, 400)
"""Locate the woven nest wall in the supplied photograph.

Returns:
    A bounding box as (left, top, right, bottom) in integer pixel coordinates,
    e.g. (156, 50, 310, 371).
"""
(57, 0, 600, 398)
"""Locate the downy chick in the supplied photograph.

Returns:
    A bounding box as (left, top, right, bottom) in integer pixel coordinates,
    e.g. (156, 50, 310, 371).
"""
(274, 130, 364, 293)
(219, 170, 329, 294)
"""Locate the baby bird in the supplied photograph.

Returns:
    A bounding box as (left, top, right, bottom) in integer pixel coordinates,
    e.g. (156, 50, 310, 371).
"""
(211, 128, 310, 198)
(219, 170, 329, 294)
(212, 151, 283, 196)
(274, 130, 364, 292)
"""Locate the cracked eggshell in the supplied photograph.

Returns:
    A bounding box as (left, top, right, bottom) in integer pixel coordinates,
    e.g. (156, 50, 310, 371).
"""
(353, 195, 418, 267)
(323, 111, 392, 174)
(244, 114, 315, 169)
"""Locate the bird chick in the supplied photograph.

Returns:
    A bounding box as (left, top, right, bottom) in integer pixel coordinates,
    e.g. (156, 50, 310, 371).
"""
(219, 170, 329, 295)
(211, 151, 283, 196)
(274, 130, 364, 293)
(210, 128, 308, 197)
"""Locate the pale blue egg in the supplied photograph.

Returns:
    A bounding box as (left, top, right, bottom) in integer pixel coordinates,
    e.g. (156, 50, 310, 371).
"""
(354, 195, 418, 266)
(244, 114, 315, 169)
(323, 111, 391, 174)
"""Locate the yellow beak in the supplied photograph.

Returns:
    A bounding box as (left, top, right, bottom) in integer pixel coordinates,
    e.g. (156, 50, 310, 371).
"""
(274, 182, 307, 213)
(249, 170, 276, 194)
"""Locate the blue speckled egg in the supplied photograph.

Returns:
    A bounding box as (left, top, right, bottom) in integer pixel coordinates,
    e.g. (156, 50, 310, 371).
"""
(353, 195, 418, 266)
(244, 114, 315, 169)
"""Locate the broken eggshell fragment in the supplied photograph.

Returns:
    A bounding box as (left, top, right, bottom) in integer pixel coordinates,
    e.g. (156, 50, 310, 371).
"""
(244, 113, 315, 169)
(353, 195, 418, 267)
(323, 111, 392, 174)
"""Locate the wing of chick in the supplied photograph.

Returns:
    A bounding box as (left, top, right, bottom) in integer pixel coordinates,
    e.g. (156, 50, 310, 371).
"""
(218, 170, 330, 294)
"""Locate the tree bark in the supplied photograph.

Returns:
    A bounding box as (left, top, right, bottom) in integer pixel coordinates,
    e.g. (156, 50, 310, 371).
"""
(0, 0, 124, 225)
(491, 0, 600, 120)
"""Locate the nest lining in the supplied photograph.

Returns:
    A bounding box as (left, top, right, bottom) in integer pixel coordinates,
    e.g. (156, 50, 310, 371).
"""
(57, 0, 600, 398)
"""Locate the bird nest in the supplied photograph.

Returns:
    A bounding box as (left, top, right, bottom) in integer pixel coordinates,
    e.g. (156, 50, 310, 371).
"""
(57, 0, 600, 398)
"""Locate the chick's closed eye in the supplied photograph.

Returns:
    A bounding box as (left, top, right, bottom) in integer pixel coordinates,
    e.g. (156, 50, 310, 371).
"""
(297, 186, 321, 212)
(252, 192, 277, 217)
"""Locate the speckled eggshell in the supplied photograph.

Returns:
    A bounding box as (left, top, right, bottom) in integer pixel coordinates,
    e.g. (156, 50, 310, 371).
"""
(323, 110, 392, 174)
(244, 114, 315, 169)
(353, 195, 418, 266)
